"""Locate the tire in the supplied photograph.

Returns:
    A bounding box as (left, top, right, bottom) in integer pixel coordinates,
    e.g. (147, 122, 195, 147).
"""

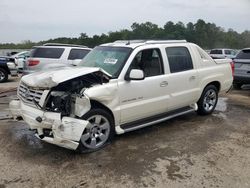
(233, 83, 242, 90)
(0, 68, 8, 83)
(197, 85, 218, 115)
(77, 108, 115, 153)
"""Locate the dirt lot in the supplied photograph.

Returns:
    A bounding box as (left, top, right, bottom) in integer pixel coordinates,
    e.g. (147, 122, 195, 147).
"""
(0, 78, 250, 188)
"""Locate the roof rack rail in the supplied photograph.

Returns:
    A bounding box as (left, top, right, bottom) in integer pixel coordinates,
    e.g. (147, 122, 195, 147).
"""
(145, 40, 187, 44)
(114, 40, 146, 44)
(114, 40, 187, 45)
(43, 43, 88, 48)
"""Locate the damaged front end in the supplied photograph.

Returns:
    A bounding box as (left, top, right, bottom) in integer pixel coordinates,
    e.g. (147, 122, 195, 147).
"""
(9, 69, 110, 150)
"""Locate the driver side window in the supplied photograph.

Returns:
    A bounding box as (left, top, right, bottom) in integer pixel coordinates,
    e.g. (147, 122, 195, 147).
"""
(130, 49, 164, 77)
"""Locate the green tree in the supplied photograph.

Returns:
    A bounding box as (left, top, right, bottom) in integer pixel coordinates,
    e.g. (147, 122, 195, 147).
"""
(1, 19, 250, 50)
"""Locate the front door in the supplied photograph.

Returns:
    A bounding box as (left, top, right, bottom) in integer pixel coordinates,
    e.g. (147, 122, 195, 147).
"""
(118, 48, 170, 124)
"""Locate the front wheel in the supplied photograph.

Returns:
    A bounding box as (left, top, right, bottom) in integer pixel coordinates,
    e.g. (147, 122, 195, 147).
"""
(197, 85, 218, 115)
(77, 108, 115, 153)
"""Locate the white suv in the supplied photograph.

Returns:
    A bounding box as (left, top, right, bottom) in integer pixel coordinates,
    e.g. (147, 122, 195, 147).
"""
(209, 48, 237, 59)
(23, 43, 91, 74)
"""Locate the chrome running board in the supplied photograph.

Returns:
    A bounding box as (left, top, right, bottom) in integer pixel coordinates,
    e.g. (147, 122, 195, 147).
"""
(121, 107, 195, 133)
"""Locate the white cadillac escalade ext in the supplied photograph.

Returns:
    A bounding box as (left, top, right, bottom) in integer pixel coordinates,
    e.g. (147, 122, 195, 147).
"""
(9, 40, 233, 152)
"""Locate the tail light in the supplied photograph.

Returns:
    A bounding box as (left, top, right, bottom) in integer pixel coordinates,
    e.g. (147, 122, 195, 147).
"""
(230, 61, 234, 77)
(28, 59, 40, 66)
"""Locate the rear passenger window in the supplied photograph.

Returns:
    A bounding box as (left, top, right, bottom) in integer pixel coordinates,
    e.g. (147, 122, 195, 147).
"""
(68, 49, 90, 60)
(166, 47, 193, 73)
(210, 50, 222, 54)
(30, 47, 64, 59)
(196, 47, 210, 60)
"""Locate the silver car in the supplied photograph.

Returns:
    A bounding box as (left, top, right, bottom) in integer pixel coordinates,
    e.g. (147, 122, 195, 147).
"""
(233, 48, 250, 89)
(23, 43, 91, 75)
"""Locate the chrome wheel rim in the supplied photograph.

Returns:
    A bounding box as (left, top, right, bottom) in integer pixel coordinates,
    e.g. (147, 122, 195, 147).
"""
(203, 89, 217, 111)
(81, 115, 110, 149)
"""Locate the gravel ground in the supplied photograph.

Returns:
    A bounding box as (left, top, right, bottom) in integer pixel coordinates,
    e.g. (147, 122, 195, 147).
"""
(0, 79, 250, 188)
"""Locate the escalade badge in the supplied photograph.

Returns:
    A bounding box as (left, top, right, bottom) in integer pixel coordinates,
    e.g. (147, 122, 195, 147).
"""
(24, 88, 30, 98)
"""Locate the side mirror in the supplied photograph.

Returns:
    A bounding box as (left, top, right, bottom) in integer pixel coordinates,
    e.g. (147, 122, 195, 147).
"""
(126, 69, 145, 81)
(72, 59, 82, 66)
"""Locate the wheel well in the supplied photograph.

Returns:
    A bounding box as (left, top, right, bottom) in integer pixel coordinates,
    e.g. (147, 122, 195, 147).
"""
(0, 66, 10, 74)
(90, 100, 115, 121)
(205, 81, 221, 92)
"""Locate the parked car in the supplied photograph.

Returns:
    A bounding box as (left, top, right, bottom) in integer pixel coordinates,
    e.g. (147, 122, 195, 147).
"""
(11, 51, 30, 72)
(0, 56, 17, 83)
(233, 48, 250, 89)
(10, 40, 233, 152)
(209, 48, 237, 59)
(7, 51, 19, 56)
(23, 43, 91, 75)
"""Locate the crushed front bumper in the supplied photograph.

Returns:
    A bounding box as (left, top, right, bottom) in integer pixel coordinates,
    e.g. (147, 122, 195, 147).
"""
(9, 99, 89, 150)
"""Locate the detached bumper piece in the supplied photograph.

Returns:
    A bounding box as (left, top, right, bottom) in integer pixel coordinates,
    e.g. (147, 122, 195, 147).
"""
(9, 100, 90, 150)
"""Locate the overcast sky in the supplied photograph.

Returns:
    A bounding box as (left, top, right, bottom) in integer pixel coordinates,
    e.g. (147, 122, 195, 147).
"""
(0, 0, 249, 43)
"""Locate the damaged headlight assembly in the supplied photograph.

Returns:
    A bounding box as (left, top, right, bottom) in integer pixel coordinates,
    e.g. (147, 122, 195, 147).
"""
(46, 91, 72, 115)
(45, 89, 91, 118)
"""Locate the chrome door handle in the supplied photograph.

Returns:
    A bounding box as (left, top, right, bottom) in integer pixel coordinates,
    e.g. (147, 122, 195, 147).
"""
(190, 76, 196, 80)
(160, 81, 168, 87)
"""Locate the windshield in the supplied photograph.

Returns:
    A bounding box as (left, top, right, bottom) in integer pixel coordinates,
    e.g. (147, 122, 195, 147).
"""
(30, 47, 65, 59)
(78, 46, 132, 78)
(210, 49, 222, 54)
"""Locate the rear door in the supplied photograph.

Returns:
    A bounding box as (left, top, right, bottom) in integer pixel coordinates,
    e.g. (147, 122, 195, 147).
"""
(164, 46, 200, 110)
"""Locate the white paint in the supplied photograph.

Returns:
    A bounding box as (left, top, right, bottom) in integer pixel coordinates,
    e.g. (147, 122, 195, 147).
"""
(74, 96, 91, 117)
(21, 67, 111, 88)
(9, 99, 89, 150)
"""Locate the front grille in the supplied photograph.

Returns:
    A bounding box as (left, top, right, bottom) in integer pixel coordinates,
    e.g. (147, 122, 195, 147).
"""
(18, 82, 44, 105)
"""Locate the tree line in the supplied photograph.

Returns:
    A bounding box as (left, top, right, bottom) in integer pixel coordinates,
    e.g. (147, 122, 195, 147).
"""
(1, 19, 249, 50)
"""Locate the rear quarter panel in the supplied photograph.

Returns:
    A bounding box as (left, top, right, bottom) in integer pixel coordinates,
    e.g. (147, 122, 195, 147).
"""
(192, 45, 233, 94)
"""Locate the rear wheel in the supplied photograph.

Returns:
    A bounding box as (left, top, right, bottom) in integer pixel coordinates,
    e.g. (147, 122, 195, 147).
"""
(233, 83, 242, 90)
(197, 85, 218, 115)
(77, 108, 115, 153)
(0, 68, 8, 83)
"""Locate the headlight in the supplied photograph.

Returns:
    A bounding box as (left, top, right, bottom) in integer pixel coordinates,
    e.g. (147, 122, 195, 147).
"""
(46, 91, 72, 115)
(7, 62, 16, 69)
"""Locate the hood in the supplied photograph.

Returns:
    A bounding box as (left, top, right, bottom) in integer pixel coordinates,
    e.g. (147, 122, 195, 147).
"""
(21, 67, 111, 88)
(0, 56, 15, 61)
